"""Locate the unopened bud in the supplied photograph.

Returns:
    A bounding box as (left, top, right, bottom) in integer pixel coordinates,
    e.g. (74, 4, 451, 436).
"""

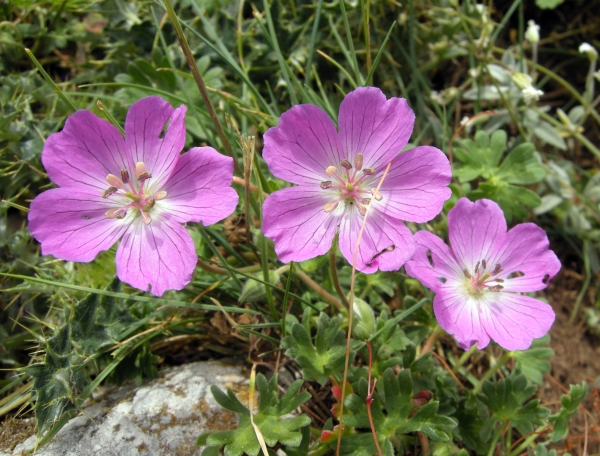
(340, 159, 352, 170)
(525, 20, 540, 44)
(579, 42, 598, 60)
(354, 153, 364, 170)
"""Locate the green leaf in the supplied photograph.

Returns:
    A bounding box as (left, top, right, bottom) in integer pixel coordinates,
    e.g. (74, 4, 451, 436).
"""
(496, 142, 546, 185)
(535, 0, 565, 10)
(512, 336, 553, 385)
(206, 373, 311, 455)
(282, 312, 359, 384)
(549, 382, 588, 442)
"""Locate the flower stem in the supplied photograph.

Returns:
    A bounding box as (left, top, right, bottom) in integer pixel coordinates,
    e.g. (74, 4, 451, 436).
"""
(473, 351, 512, 394)
(336, 162, 393, 456)
(329, 241, 350, 308)
(295, 269, 345, 313)
(163, 0, 241, 176)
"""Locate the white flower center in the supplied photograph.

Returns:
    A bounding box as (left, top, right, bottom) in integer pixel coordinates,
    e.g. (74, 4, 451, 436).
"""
(463, 260, 504, 296)
(320, 153, 380, 215)
(101, 162, 167, 225)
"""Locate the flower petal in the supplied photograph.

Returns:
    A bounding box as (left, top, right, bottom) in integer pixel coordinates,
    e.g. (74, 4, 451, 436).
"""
(448, 198, 507, 271)
(376, 146, 451, 223)
(338, 206, 415, 273)
(28, 188, 128, 262)
(124, 96, 186, 190)
(115, 215, 197, 297)
(405, 231, 463, 292)
(42, 111, 128, 192)
(158, 147, 238, 225)
(479, 293, 555, 351)
(262, 104, 342, 185)
(338, 87, 415, 171)
(491, 224, 561, 292)
(262, 186, 341, 262)
(433, 288, 491, 350)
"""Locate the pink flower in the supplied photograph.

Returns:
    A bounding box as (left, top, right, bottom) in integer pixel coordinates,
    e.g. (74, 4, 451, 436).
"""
(262, 87, 451, 273)
(405, 198, 561, 351)
(28, 96, 238, 296)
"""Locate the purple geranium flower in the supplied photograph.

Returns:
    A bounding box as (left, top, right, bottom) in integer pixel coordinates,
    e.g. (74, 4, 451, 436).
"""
(262, 87, 452, 273)
(28, 96, 238, 296)
(405, 198, 561, 351)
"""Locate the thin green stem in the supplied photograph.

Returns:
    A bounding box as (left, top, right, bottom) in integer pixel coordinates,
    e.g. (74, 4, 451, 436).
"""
(507, 423, 550, 456)
(473, 351, 512, 394)
(163, 0, 241, 176)
(338, 0, 363, 86)
(305, 0, 323, 85)
(25, 48, 76, 112)
(568, 244, 591, 325)
(329, 240, 350, 308)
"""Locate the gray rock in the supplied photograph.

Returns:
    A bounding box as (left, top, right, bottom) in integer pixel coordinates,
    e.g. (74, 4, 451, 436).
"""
(6, 360, 248, 456)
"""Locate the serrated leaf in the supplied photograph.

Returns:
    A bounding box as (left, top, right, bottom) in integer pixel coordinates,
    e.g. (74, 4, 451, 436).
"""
(512, 337, 553, 385)
(496, 143, 546, 185)
(549, 382, 588, 442)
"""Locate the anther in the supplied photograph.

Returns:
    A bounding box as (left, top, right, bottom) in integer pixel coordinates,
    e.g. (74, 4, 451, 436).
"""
(326, 166, 337, 176)
(320, 181, 333, 189)
(354, 153, 364, 170)
(153, 191, 167, 200)
(482, 259, 487, 270)
(357, 204, 367, 216)
(106, 174, 124, 189)
(363, 168, 375, 175)
(488, 285, 503, 292)
(474, 261, 480, 274)
(137, 172, 151, 182)
(464, 269, 473, 280)
(135, 162, 146, 180)
(323, 201, 339, 212)
(371, 188, 383, 201)
(141, 211, 152, 225)
(120, 169, 130, 184)
(491, 263, 503, 275)
(102, 187, 119, 198)
(340, 159, 352, 170)
(143, 198, 156, 211)
(104, 208, 126, 219)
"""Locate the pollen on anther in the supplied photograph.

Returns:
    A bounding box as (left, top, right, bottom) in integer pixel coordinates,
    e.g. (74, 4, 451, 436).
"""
(154, 190, 167, 200)
(102, 186, 119, 198)
(323, 201, 339, 212)
(135, 162, 147, 179)
(320, 181, 333, 189)
(326, 166, 337, 176)
(340, 159, 352, 170)
(106, 174, 124, 189)
(121, 169, 130, 184)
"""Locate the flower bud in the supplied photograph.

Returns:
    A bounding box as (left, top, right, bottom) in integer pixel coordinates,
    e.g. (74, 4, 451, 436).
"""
(525, 20, 540, 44)
(579, 43, 598, 60)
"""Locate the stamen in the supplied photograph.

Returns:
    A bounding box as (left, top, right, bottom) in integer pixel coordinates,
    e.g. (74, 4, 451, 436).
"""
(357, 204, 367, 216)
(474, 261, 480, 274)
(121, 169, 130, 184)
(371, 188, 383, 201)
(320, 181, 333, 189)
(140, 211, 152, 225)
(326, 166, 337, 176)
(340, 159, 352, 170)
(363, 168, 375, 175)
(488, 285, 503, 292)
(105, 208, 126, 219)
(102, 187, 119, 198)
(153, 191, 167, 200)
(491, 263, 503, 275)
(143, 198, 156, 211)
(354, 153, 364, 170)
(137, 172, 151, 182)
(135, 162, 146, 180)
(106, 174, 124, 189)
(482, 259, 487, 271)
(323, 201, 339, 212)
(464, 269, 473, 279)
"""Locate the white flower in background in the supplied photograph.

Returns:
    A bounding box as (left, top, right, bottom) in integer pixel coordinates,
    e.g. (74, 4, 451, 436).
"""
(579, 43, 598, 60)
(525, 20, 540, 44)
(512, 72, 543, 103)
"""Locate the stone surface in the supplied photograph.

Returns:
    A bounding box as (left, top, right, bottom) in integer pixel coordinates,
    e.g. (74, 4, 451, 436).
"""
(2, 360, 248, 456)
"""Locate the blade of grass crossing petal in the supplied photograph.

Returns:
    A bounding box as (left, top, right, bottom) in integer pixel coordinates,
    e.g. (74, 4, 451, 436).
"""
(317, 50, 357, 89)
(197, 226, 244, 290)
(25, 48, 76, 113)
(337, 2, 363, 86)
(312, 67, 337, 120)
(249, 366, 270, 456)
(261, 0, 299, 105)
(365, 22, 396, 85)
(96, 101, 124, 136)
(305, 0, 324, 85)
